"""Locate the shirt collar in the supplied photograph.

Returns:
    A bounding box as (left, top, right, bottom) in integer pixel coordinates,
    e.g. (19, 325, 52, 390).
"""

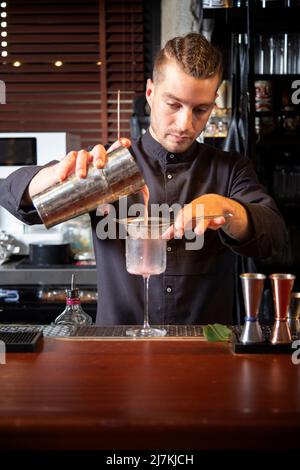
(141, 129, 199, 167)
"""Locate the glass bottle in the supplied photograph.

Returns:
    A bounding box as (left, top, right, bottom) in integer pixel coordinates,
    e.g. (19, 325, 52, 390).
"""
(54, 274, 93, 326)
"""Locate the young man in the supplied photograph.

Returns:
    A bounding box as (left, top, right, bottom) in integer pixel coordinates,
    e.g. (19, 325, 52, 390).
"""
(0, 33, 286, 325)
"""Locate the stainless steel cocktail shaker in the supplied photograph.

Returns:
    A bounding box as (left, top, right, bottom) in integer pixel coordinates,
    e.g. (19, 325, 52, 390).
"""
(32, 145, 145, 229)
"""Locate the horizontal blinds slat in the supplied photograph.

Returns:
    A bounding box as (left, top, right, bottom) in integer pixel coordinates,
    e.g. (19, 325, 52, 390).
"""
(106, 5, 143, 13)
(4, 84, 100, 92)
(1, 54, 100, 62)
(106, 15, 143, 24)
(9, 25, 99, 33)
(106, 45, 144, 54)
(5, 102, 102, 112)
(10, 0, 95, 4)
(8, 34, 99, 43)
(106, 33, 144, 42)
(6, 93, 101, 102)
(7, 5, 98, 14)
(3, 74, 100, 83)
(106, 23, 143, 31)
(9, 45, 99, 53)
(2, 64, 101, 73)
(8, 15, 99, 24)
(0, 122, 103, 131)
(2, 113, 101, 122)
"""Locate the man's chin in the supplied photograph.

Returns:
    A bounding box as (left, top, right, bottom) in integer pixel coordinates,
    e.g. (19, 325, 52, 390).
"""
(166, 133, 196, 151)
(164, 140, 193, 153)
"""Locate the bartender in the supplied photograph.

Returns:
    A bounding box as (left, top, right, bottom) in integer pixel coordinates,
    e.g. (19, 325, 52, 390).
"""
(0, 33, 287, 325)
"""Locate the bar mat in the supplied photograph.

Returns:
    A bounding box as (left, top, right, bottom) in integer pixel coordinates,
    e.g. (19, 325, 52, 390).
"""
(0, 330, 43, 352)
(0, 324, 76, 337)
(74, 325, 204, 338)
(0, 324, 204, 338)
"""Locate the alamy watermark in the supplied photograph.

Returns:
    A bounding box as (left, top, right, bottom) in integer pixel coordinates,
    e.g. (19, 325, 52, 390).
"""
(96, 199, 207, 250)
(0, 340, 6, 364)
(291, 80, 300, 105)
(0, 80, 6, 104)
(291, 340, 300, 365)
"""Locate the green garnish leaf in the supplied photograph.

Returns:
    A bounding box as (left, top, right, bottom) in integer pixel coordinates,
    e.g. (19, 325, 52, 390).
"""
(203, 323, 232, 342)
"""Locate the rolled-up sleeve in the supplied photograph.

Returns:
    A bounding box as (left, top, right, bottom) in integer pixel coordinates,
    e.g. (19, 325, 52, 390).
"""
(218, 153, 288, 258)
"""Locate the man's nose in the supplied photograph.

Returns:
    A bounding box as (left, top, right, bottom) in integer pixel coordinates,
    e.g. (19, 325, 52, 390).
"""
(177, 108, 193, 132)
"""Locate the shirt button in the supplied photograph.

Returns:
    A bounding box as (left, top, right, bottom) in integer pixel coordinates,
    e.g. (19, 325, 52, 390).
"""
(167, 246, 172, 252)
(167, 174, 173, 180)
(169, 153, 175, 159)
(166, 287, 172, 293)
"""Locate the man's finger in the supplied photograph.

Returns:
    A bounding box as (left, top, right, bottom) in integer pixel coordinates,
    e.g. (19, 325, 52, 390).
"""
(207, 216, 226, 229)
(107, 137, 132, 154)
(75, 150, 90, 178)
(57, 151, 77, 181)
(174, 210, 185, 238)
(90, 144, 107, 169)
(119, 137, 131, 148)
(194, 220, 209, 236)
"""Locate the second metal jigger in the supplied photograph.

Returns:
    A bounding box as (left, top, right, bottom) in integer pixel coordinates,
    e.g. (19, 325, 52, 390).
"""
(270, 273, 295, 344)
(239, 273, 266, 344)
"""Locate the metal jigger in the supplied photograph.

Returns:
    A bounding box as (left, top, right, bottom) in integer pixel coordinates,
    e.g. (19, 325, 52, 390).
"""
(287, 292, 300, 340)
(239, 273, 266, 344)
(269, 274, 295, 344)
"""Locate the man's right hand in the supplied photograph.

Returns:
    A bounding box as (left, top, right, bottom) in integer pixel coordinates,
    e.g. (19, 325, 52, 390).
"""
(24, 138, 131, 206)
(57, 144, 108, 182)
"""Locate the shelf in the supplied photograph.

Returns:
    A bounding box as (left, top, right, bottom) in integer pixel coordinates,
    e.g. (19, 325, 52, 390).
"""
(203, 5, 300, 31)
(256, 132, 300, 149)
(255, 74, 300, 80)
(252, 6, 300, 32)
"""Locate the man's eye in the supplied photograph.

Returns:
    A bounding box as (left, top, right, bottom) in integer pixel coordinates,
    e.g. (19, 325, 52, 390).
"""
(167, 102, 179, 109)
(195, 108, 209, 114)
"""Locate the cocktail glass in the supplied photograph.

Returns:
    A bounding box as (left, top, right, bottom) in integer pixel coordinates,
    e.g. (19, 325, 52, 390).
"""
(124, 217, 168, 337)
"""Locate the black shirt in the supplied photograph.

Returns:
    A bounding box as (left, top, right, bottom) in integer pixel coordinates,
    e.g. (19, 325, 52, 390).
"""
(0, 130, 287, 325)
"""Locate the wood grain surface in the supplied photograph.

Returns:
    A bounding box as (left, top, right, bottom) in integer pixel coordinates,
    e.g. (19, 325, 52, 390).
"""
(0, 338, 299, 450)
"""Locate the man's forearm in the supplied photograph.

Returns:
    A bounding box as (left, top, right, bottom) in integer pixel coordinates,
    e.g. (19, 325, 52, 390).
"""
(22, 165, 59, 208)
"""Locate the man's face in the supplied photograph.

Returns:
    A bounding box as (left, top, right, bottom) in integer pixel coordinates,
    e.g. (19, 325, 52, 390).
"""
(146, 59, 220, 153)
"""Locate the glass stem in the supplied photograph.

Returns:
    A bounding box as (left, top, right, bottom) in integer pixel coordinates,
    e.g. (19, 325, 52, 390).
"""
(143, 275, 150, 330)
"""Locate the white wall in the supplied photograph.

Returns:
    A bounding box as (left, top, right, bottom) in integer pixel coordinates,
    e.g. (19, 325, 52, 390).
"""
(161, 0, 201, 47)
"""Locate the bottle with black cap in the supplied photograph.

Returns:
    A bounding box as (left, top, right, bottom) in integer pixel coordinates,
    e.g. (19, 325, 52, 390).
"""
(54, 274, 92, 326)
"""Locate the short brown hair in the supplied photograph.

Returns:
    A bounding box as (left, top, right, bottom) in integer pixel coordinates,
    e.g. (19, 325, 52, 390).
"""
(153, 33, 223, 83)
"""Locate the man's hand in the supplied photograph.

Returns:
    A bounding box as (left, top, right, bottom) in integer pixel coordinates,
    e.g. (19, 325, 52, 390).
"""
(57, 137, 131, 182)
(163, 193, 252, 242)
(57, 145, 107, 182)
(23, 138, 131, 206)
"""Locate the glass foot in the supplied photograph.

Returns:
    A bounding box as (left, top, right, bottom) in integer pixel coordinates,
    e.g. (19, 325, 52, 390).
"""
(126, 327, 167, 337)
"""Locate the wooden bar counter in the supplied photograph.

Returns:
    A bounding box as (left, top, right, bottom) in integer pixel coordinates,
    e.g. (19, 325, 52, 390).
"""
(0, 337, 300, 451)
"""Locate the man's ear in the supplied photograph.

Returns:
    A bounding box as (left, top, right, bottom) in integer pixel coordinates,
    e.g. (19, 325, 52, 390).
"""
(145, 78, 154, 108)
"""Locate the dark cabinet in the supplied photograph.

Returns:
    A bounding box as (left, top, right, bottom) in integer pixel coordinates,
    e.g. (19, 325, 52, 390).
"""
(202, 2, 300, 291)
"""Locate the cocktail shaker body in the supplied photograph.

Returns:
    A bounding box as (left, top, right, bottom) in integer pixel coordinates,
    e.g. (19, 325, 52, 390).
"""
(32, 145, 145, 229)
